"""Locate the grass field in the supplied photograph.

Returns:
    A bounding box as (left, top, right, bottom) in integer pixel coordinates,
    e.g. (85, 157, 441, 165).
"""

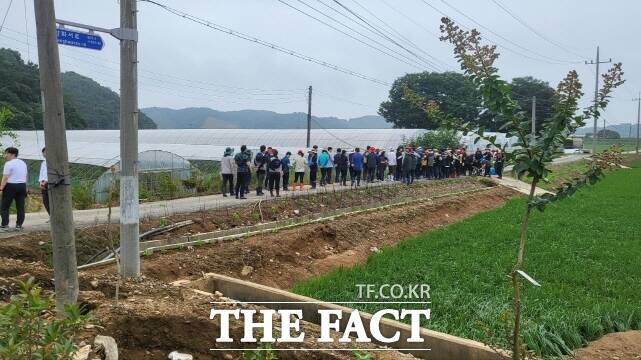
(586, 138, 639, 153)
(293, 163, 641, 357)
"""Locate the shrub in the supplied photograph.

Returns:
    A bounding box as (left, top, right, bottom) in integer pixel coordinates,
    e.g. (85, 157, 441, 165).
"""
(71, 183, 94, 210)
(0, 278, 89, 359)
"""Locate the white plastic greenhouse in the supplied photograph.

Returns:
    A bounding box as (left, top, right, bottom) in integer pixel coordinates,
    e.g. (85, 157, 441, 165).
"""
(3, 129, 517, 166)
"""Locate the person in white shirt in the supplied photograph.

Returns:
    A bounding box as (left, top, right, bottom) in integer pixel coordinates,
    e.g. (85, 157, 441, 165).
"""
(1, 147, 28, 231)
(39, 147, 50, 215)
(220, 147, 235, 197)
(387, 147, 397, 181)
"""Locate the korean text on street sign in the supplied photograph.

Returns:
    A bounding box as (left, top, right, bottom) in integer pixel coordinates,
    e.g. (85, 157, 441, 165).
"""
(56, 28, 104, 50)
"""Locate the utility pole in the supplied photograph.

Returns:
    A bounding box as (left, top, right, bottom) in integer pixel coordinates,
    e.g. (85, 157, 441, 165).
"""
(119, 0, 140, 277)
(585, 46, 612, 154)
(531, 96, 536, 145)
(306, 85, 312, 148)
(635, 92, 640, 154)
(33, 0, 79, 311)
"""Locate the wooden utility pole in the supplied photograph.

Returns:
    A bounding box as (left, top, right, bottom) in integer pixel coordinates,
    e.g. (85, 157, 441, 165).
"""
(531, 96, 536, 145)
(306, 85, 312, 148)
(33, 0, 79, 311)
(119, 0, 140, 277)
(635, 93, 640, 154)
(585, 46, 612, 154)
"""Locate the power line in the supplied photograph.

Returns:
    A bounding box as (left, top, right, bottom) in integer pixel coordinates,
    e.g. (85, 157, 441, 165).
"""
(314, 90, 372, 108)
(315, 0, 448, 70)
(488, 0, 586, 59)
(138, 0, 391, 86)
(0, 32, 311, 105)
(276, 0, 429, 70)
(347, 0, 451, 70)
(330, 0, 442, 71)
(419, 0, 580, 65)
(0, 0, 14, 33)
(1, 26, 311, 96)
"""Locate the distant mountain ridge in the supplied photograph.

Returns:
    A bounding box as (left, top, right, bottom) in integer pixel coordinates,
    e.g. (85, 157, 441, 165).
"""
(141, 107, 391, 129)
(575, 123, 638, 138)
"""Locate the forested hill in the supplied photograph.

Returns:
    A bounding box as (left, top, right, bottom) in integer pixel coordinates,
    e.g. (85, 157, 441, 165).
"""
(61, 71, 156, 129)
(0, 48, 156, 130)
(142, 107, 390, 129)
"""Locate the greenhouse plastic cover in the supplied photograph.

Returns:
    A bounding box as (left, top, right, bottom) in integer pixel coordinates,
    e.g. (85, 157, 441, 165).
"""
(2, 129, 516, 167)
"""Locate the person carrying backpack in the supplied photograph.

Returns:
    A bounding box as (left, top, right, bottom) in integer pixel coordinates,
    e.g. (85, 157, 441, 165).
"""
(267, 149, 283, 197)
(254, 145, 268, 196)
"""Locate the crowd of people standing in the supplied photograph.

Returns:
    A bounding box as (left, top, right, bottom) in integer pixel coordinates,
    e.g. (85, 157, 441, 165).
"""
(220, 144, 504, 199)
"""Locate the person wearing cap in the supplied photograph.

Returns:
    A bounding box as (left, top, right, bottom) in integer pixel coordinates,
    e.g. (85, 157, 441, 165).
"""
(220, 147, 235, 197)
(292, 150, 306, 191)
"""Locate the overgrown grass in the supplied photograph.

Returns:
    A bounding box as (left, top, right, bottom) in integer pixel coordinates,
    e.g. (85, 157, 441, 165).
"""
(293, 165, 641, 357)
(518, 160, 590, 191)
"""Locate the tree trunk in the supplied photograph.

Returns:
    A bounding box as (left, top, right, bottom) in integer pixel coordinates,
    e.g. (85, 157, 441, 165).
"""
(511, 179, 538, 360)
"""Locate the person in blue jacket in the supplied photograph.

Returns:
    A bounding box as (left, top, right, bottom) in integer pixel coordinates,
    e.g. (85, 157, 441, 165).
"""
(281, 151, 291, 191)
(350, 147, 364, 187)
(318, 149, 331, 186)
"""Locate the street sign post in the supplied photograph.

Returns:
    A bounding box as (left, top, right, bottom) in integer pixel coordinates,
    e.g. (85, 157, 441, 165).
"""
(56, 28, 104, 50)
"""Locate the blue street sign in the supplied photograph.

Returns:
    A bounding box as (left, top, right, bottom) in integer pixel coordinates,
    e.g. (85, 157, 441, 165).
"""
(56, 28, 104, 50)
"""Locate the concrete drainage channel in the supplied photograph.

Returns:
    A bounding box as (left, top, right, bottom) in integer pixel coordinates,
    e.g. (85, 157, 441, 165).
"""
(182, 273, 509, 360)
(79, 184, 498, 271)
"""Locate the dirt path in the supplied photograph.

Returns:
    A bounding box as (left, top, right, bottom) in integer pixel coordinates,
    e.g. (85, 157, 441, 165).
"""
(574, 331, 641, 359)
(86, 186, 517, 290)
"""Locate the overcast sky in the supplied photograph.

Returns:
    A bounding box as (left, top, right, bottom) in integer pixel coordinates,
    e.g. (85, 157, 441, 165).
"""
(1, 0, 639, 127)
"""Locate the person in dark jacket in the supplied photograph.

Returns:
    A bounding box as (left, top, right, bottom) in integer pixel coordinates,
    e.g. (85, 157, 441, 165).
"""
(401, 148, 415, 185)
(366, 148, 378, 183)
(494, 150, 504, 179)
(254, 145, 267, 196)
(281, 151, 291, 191)
(234, 145, 251, 199)
(307, 146, 319, 189)
(377, 151, 388, 181)
(395, 147, 403, 182)
(350, 148, 364, 187)
(334, 149, 348, 186)
(267, 149, 282, 197)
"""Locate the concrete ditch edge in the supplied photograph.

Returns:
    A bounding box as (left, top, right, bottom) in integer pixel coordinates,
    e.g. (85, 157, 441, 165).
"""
(188, 273, 509, 360)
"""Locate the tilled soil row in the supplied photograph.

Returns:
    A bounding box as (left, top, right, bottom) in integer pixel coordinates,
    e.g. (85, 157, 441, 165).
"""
(87, 185, 517, 289)
(0, 178, 489, 266)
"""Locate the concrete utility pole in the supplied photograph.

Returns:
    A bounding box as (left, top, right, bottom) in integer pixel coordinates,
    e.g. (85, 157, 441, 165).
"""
(306, 85, 312, 148)
(585, 46, 612, 154)
(33, 0, 79, 311)
(119, 0, 140, 277)
(635, 93, 640, 154)
(531, 96, 536, 145)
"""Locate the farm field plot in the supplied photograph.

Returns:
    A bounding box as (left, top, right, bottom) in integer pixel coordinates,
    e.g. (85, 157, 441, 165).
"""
(293, 165, 641, 357)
